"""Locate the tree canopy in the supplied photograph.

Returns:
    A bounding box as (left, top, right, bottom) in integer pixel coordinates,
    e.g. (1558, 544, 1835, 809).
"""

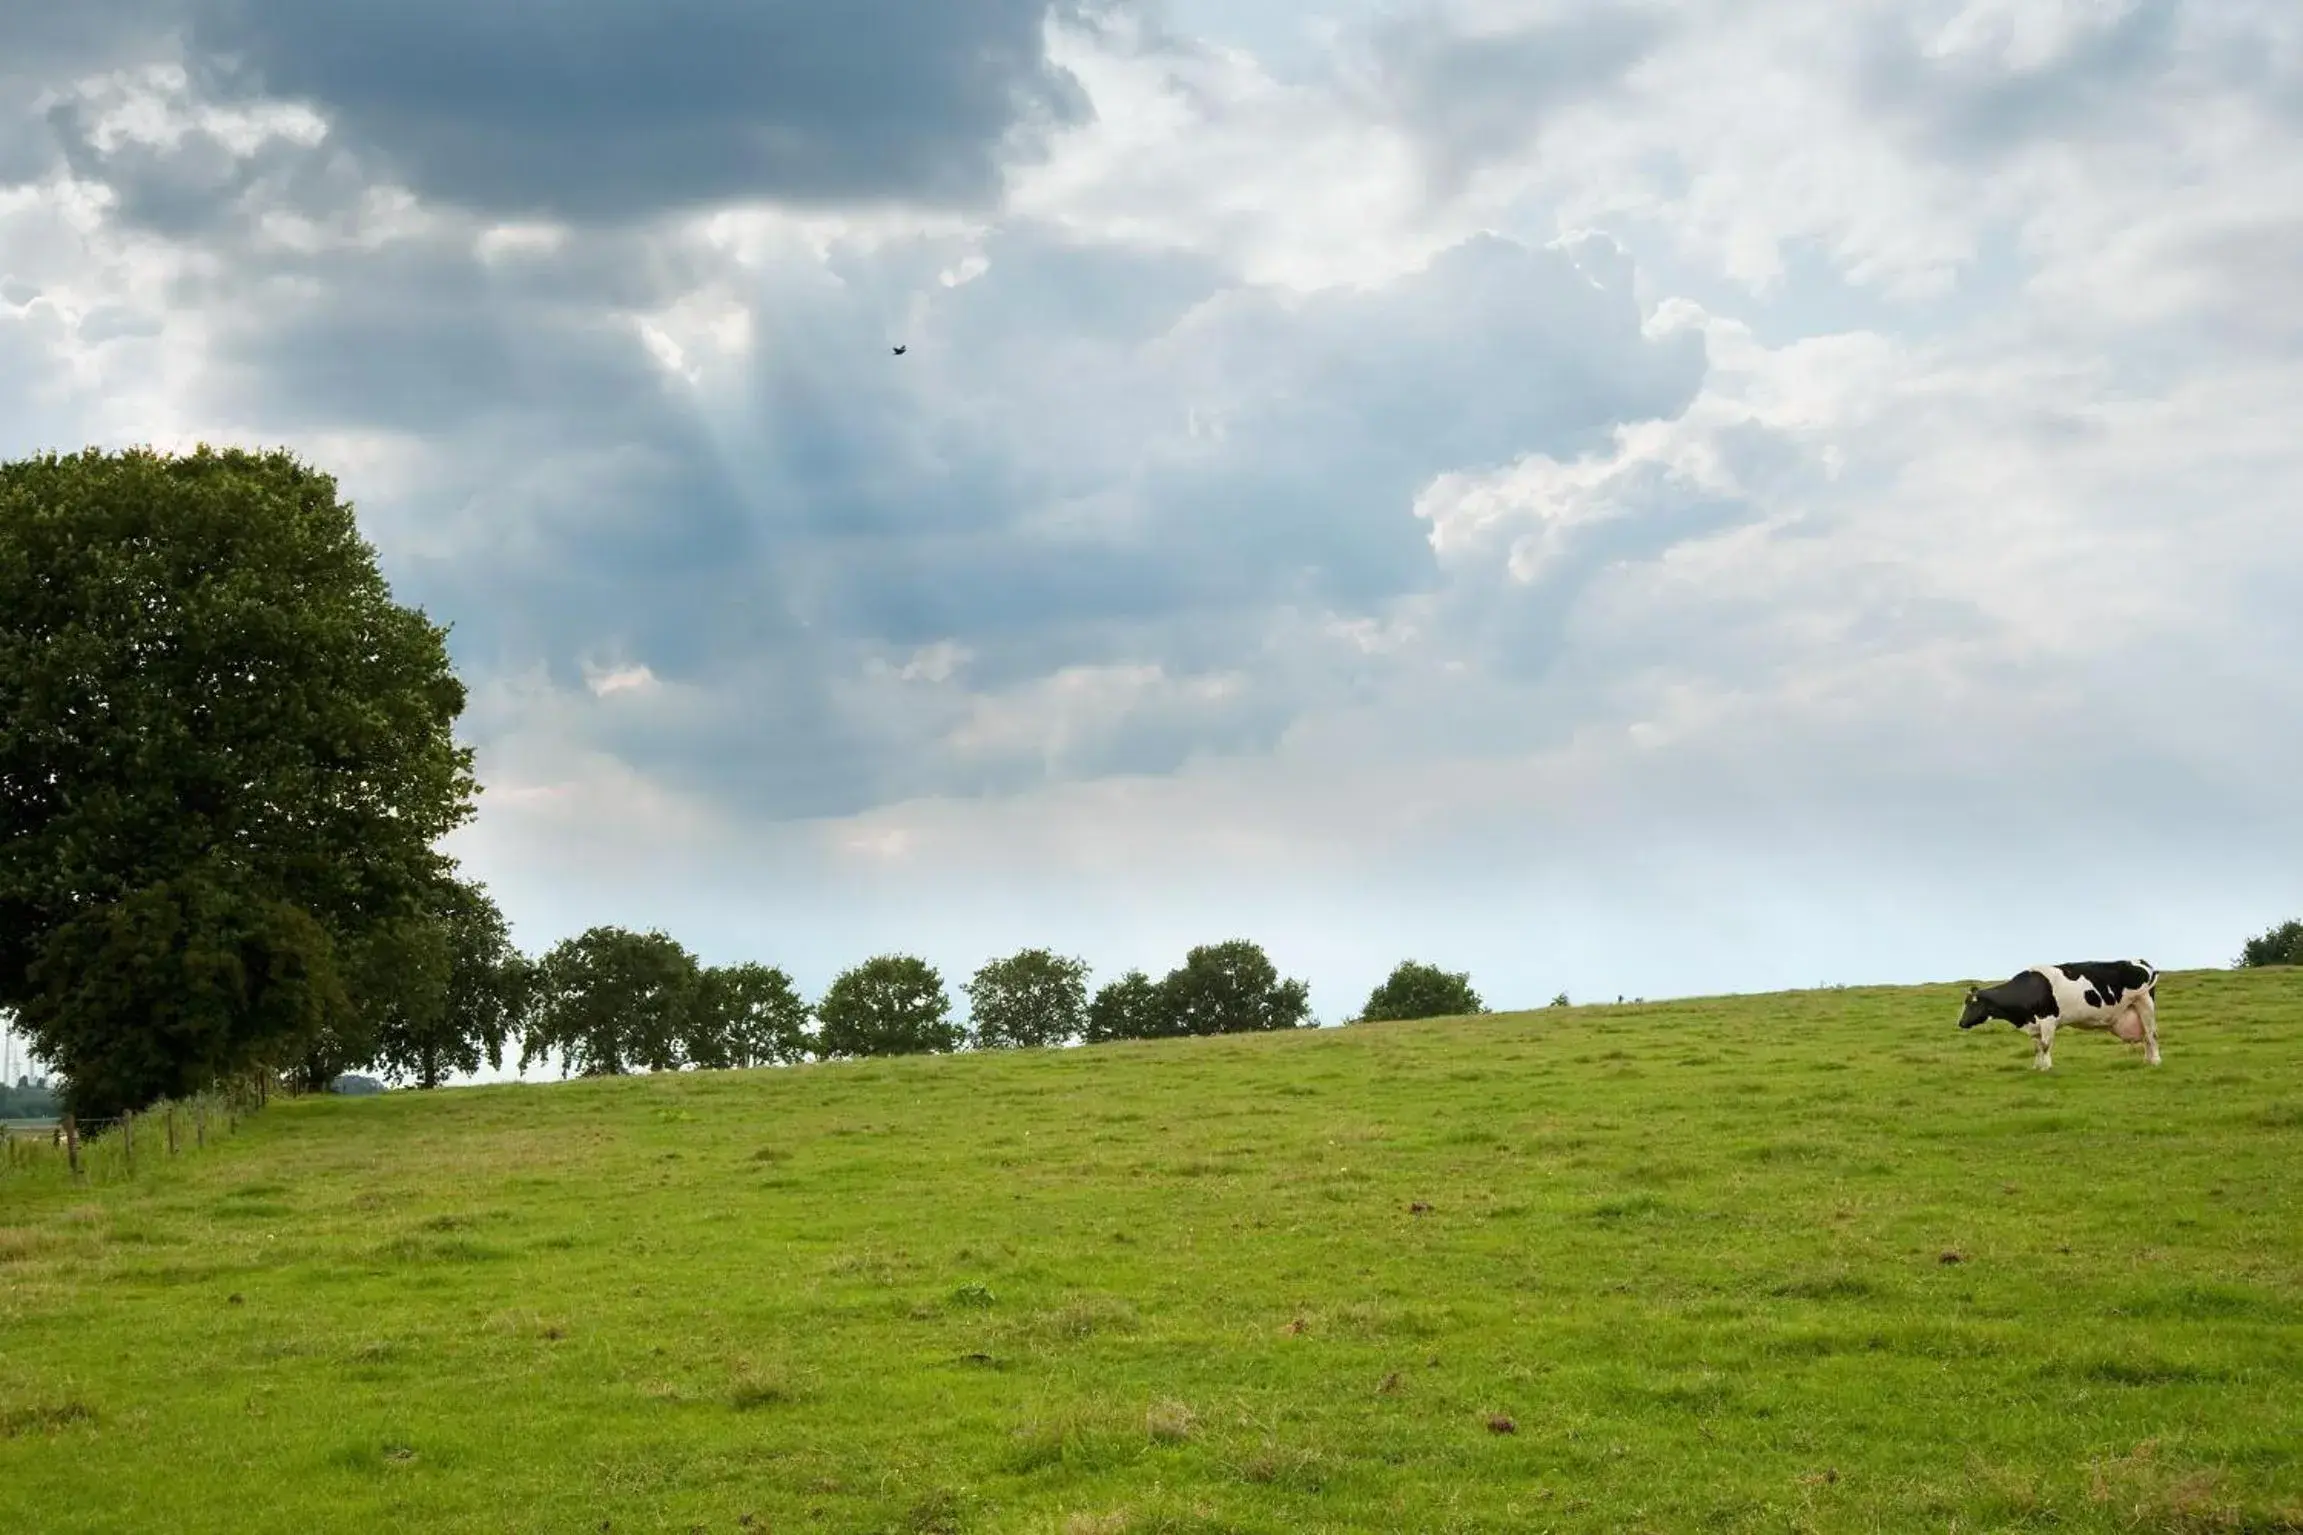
(689, 962, 810, 1069)
(967, 949, 1089, 1049)
(0, 446, 475, 1116)
(19, 864, 353, 1116)
(1359, 960, 1484, 1022)
(1157, 940, 1313, 1036)
(1084, 969, 1166, 1043)
(363, 876, 530, 1089)
(2238, 919, 2303, 968)
(815, 955, 957, 1058)
(523, 927, 701, 1077)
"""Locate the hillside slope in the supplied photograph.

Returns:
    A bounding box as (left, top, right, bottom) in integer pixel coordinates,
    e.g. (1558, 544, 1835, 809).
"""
(3, 970, 2301, 1533)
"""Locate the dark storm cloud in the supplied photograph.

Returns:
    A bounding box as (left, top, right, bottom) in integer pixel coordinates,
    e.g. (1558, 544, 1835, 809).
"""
(40, 90, 373, 238)
(204, 237, 684, 438)
(178, 0, 1090, 222)
(182, 212, 1702, 817)
(655, 230, 1699, 806)
(0, 5, 178, 81)
(0, 3, 175, 183)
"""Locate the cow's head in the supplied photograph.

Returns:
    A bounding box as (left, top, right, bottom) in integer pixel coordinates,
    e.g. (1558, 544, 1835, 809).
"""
(1957, 987, 1992, 1030)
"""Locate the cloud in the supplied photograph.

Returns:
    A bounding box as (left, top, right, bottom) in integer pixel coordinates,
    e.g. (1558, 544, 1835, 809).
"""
(1857, 0, 2187, 160)
(37, 142, 1698, 818)
(173, 0, 1091, 223)
(546, 223, 1699, 812)
(583, 662, 659, 698)
(5, 0, 2302, 1018)
(1356, 0, 1665, 192)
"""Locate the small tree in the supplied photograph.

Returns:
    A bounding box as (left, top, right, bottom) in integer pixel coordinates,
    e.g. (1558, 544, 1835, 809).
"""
(523, 927, 701, 1077)
(690, 962, 811, 1068)
(305, 912, 441, 1093)
(1359, 960, 1484, 1023)
(363, 876, 529, 1089)
(968, 949, 1089, 1049)
(1084, 969, 1167, 1043)
(815, 954, 957, 1058)
(1157, 940, 1312, 1036)
(2238, 919, 2303, 968)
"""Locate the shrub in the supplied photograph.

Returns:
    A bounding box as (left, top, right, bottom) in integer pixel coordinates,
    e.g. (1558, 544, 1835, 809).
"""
(1359, 961, 1484, 1023)
(2237, 919, 2303, 968)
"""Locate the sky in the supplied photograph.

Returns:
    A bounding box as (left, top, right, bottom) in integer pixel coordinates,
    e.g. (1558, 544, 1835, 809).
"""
(2, 0, 2299, 1041)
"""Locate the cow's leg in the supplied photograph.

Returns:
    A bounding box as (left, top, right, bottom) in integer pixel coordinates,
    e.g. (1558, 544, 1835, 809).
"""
(2033, 1017, 2056, 1070)
(2138, 994, 2161, 1066)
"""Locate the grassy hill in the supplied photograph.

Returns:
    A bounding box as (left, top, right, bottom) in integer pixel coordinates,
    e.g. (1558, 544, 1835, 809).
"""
(3, 969, 2300, 1533)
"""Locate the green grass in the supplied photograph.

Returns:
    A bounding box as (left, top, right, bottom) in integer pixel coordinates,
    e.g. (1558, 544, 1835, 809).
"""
(3, 968, 2301, 1533)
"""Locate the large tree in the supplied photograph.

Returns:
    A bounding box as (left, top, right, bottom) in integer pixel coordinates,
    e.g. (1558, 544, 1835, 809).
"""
(815, 954, 958, 1059)
(0, 446, 476, 1117)
(522, 927, 701, 1077)
(967, 948, 1089, 1049)
(1358, 960, 1484, 1023)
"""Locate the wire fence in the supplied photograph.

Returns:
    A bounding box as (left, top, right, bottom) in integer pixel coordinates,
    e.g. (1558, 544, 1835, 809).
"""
(0, 1082, 265, 1189)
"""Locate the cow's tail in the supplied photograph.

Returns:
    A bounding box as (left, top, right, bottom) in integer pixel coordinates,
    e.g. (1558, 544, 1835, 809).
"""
(2141, 961, 2159, 995)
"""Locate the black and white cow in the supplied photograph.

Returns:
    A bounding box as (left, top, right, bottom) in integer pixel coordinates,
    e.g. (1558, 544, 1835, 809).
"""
(1957, 961, 2160, 1071)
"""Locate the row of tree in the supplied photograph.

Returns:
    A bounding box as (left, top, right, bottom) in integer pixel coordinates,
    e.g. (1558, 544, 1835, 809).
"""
(287, 912, 1490, 1088)
(0, 448, 1457, 1119)
(0, 1076, 59, 1119)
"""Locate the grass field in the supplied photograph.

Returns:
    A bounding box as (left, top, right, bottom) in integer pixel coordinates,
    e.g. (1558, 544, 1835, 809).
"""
(3, 969, 2300, 1533)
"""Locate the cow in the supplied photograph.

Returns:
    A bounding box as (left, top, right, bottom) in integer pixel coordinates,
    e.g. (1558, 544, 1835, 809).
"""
(1957, 961, 2160, 1071)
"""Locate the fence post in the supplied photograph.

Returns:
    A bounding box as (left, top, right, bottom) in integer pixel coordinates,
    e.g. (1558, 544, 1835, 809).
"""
(196, 1105, 207, 1150)
(123, 1111, 134, 1173)
(64, 1113, 81, 1178)
(168, 1106, 178, 1157)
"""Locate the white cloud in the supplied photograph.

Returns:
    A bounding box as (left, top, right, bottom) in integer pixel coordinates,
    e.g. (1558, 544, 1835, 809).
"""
(873, 640, 971, 685)
(1010, 13, 1447, 289)
(583, 662, 660, 698)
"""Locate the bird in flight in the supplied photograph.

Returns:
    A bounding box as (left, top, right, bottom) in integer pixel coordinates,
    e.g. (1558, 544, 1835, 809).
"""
(892, 345, 907, 356)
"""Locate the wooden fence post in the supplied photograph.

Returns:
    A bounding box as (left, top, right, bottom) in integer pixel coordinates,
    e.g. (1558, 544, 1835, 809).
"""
(123, 1111, 134, 1172)
(196, 1105, 206, 1150)
(63, 1113, 81, 1178)
(168, 1106, 178, 1156)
